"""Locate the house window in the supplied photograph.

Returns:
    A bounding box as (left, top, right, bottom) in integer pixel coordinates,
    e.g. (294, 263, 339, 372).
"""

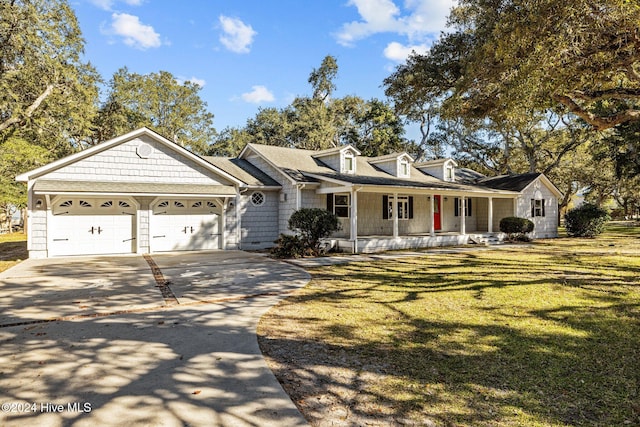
(399, 159, 410, 177)
(531, 199, 546, 217)
(445, 165, 454, 181)
(454, 198, 473, 216)
(333, 194, 350, 217)
(382, 195, 414, 220)
(343, 154, 355, 174)
(251, 191, 265, 206)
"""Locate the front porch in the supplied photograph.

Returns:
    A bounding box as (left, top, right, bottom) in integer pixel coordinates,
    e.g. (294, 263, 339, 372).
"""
(318, 189, 517, 253)
(331, 232, 507, 254)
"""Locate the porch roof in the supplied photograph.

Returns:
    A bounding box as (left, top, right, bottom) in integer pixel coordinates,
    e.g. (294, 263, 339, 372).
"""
(305, 172, 519, 196)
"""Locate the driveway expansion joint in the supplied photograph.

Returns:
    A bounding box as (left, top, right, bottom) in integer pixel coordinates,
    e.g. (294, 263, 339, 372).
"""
(143, 253, 179, 305)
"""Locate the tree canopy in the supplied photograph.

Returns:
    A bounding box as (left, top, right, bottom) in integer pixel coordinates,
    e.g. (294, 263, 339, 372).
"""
(97, 68, 216, 154)
(0, 0, 99, 153)
(385, 0, 640, 131)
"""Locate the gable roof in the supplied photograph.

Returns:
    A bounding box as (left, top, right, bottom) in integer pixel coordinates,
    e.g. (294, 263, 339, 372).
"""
(478, 173, 542, 191)
(478, 172, 563, 198)
(16, 127, 243, 186)
(203, 157, 281, 188)
(240, 143, 520, 195)
(368, 152, 414, 164)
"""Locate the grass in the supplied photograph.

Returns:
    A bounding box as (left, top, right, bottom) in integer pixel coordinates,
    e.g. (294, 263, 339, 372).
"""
(258, 224, 640, 426)
(0, 232, 27, 273)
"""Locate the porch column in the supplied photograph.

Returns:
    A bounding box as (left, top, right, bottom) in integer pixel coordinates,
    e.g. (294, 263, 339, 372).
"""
(488, 197, 494, 233)
(429, 195, 435, 237)
(393, 193, 399, 238)
(460, 196, 466, 235)
(350, 187, 359, 253)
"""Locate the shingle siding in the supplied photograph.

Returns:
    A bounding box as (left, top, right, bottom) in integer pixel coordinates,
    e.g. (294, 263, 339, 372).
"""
(239, 190, 279, 249)
(45, 135, 229, 185)
(516, 180, 559, 238)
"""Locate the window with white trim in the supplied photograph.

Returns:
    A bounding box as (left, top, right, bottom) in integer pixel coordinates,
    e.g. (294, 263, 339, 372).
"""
(251, 191, 265, 206)
(334, 194, 350, 218)
(531, 199, 545, 217)
(382, 195, 414, 220)
(399, 159, 410, 177)
(454, 198, 473, 217)
(343, 153, 355, 174)
(445, 165, 454, 181)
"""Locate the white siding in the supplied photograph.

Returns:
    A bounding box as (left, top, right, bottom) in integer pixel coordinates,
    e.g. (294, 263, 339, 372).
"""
(516, 179, 559, 238)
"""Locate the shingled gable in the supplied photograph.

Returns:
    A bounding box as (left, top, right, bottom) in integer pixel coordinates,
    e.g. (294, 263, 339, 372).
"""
(16, 127, 243, 187)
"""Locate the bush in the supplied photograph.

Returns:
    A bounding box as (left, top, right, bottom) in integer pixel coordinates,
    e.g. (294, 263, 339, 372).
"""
(288, 208, 341, 256)
(270, 234, 307, 258)
(499, 216, 534, 241)
(565, 203, 610, 237)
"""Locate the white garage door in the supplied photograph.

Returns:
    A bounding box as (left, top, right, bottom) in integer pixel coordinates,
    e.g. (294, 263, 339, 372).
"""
(150, 199, 222, 252)
(49, 198, 136, 257)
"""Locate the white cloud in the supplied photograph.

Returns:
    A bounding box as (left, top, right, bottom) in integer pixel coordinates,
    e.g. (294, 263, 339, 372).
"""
(383, 41, 429, 62)
(108, 13, 162, 50)
(335, 0, 456, 46)
(218, 16, 257, 54)
(90, 0, 143, 11)
(241, 85, 275, 104)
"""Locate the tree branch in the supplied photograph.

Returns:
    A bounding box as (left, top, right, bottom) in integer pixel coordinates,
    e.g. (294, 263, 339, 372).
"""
(552, 93, 640, 131)
(0, 84, 55, 132)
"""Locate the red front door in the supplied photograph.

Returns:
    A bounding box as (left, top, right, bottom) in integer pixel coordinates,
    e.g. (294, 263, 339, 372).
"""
(434, 195, 442, 230)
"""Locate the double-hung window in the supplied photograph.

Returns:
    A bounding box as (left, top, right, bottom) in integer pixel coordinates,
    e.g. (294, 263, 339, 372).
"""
(382, 195, 414, 220)
(454, 198, 473, 217)
(531, 199, 545, 217)
(327, 193, 350, 218)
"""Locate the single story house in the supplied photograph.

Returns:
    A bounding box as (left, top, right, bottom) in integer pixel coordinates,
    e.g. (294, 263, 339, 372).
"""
(16, 127, 562, 258)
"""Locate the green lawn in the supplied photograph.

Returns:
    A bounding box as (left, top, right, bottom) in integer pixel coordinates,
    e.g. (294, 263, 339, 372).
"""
(0, 232, 27, 273)
(258, 224, 640, 426)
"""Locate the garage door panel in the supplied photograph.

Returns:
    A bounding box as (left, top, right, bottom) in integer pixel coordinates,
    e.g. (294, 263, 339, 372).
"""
(49, 198, 136, 257)
(151, 213, 220, 252)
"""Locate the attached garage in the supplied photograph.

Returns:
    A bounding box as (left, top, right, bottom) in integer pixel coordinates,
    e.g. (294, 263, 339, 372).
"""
(150, 198, 223, 252)
(17, 128, 248, 259)
(49, 197, 137, 257)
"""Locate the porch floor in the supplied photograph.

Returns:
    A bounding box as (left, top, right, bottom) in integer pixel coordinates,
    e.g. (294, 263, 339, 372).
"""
(332, 232, 505, 254)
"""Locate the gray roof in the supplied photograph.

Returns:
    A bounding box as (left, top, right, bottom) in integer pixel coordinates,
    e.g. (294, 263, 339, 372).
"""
(204, 157, 281, 187)
(33, 180, 237, 196)
(477, 173, 541, 192)
(245, 144, 513, 193)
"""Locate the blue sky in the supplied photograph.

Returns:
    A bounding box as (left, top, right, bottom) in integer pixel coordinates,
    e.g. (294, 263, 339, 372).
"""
(71, 0, 456, 139)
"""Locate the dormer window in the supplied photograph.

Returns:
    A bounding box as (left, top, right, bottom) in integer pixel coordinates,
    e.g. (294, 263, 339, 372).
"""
(399, 158, 410, 178)
(445, 164, 455, 182)
(343, 153, 355, 174)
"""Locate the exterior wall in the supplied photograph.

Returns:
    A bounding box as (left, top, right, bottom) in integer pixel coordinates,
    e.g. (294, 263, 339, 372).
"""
(244, 153, 297, 235)
(318, 153, 341, 172)
(28, 201, 47, 258)
(493, 198, 514, 232)
(354, 193, 432, 236)
(45, 135, 231, 185)
(516, 180, 559, 238)
(239, 190, 279, 250)
(136, 197, 154, 253)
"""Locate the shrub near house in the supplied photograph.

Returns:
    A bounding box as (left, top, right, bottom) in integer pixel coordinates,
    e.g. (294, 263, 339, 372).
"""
(500, 216, 535, 241)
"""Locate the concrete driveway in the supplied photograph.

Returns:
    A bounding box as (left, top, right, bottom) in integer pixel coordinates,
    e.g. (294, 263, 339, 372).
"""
(0, 251, 310, 427)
